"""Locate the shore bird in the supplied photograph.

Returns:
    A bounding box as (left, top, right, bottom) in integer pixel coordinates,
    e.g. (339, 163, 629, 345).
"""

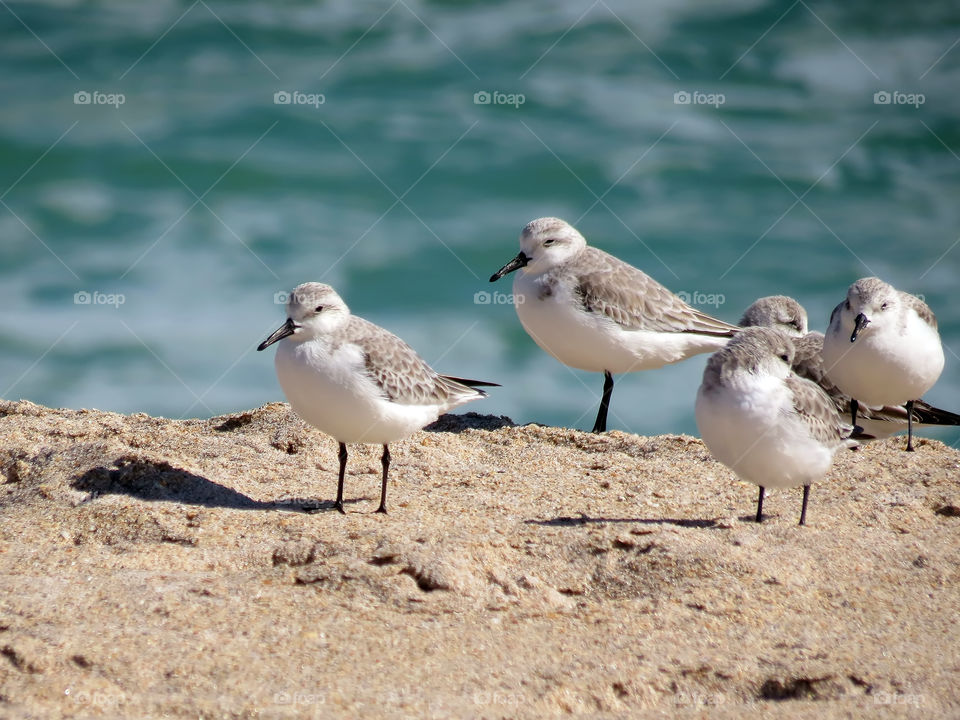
(258, 282, 496, 513)
(822, 278, 946, 451)
(490, 217, 738, 433)
(741, 294, 960, 443)
(696, 326, 856, 525)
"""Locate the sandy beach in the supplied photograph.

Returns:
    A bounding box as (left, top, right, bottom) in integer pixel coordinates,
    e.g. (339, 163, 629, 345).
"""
(1, 399, 958, 718)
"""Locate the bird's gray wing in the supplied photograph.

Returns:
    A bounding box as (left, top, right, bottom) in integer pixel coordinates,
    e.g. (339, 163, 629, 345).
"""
(348, 318, 477, 406)
(785, 373, 851, 445)
(573, 247, 738, 336)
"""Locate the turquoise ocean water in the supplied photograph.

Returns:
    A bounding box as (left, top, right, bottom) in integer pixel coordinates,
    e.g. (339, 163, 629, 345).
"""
(2, 0, 959, 446)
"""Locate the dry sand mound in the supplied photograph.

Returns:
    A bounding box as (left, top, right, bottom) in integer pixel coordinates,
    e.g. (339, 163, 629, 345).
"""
(1, 400, 958, 718)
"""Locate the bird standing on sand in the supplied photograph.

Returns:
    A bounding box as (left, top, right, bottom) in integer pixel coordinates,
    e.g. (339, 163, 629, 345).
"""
(258, 283, 496, 513)
(696, 326, 856, 525)
(741, 294, 960, 442)
(822, 278, 946, 451)
(490, 217, 738, 433)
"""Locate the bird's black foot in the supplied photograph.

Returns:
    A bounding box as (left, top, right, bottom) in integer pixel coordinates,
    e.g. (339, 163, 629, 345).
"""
(335, 501, 346, 514)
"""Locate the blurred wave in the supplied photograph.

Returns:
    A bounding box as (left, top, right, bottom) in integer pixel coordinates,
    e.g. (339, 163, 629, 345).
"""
(1, 0, 958, 445)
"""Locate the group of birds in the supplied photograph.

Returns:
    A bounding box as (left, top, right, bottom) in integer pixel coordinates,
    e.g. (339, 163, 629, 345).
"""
(258, 217, 956, 523)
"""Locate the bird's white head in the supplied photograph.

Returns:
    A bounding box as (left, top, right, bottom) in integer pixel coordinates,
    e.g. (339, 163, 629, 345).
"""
(739, 295, 809, 338)
(832, 277, 898, 343)
(257, 282, 350, 350)
(489, 217, 587, 281)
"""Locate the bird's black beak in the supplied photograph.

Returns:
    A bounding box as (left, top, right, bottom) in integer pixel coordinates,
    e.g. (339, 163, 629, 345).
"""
(850, 313, 870, 342)
(489, 251, 529, 282)
(258, 318, 297, 351)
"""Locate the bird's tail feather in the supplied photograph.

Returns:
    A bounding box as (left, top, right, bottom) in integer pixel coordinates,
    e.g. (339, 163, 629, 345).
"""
(911, 399, 960, 427)
(438, 375, 499, 397)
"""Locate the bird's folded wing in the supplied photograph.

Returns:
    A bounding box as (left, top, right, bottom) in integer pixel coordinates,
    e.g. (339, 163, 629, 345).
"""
(352, 318, 451, 406)
(574, 248, 738, 336)
(785, 373, 851, 444)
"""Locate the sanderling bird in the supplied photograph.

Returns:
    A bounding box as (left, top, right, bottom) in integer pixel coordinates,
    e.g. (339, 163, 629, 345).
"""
(738, 295, 808, 338)
(742, 295, 960, 443)
(257, 282, 496, 514)
(696, 326, 856, 525)
(489, 217, 738, 433)
(822, 278, 946, 451)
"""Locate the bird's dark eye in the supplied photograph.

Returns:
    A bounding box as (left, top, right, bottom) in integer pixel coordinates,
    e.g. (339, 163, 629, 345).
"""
(779, 354, 790, 362)
(543, 238, 556, 246)
(315, 305, 324, 312)
(844, 300, 851, 310)
(880, 302, 889, 310)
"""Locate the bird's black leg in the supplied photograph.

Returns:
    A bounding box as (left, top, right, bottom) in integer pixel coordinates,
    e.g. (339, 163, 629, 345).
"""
(799, 485, 810, 526)
(591, 371, 614, 433)
(905, 399, 916, 452)
(755, 486, 765, 523)
(849, 398, 859, 433)
(376, 444, 390, 514)
(336, 442, 347, 514)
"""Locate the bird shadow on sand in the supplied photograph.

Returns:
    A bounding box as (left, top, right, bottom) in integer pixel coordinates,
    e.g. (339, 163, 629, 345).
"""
(526, 514, 720, 529)
(71, 455, 348, 512)
(424, 412, 516, 433)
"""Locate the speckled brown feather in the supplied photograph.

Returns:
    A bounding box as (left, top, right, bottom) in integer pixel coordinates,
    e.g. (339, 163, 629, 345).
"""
(344, 317, 485, 406)
(571, 247, 739, 336)
(784, 373, 851, 444)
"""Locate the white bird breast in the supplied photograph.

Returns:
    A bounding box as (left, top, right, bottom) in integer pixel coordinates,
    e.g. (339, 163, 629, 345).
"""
(274, 338, 442, 445)
(512, 272, 727, 373)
